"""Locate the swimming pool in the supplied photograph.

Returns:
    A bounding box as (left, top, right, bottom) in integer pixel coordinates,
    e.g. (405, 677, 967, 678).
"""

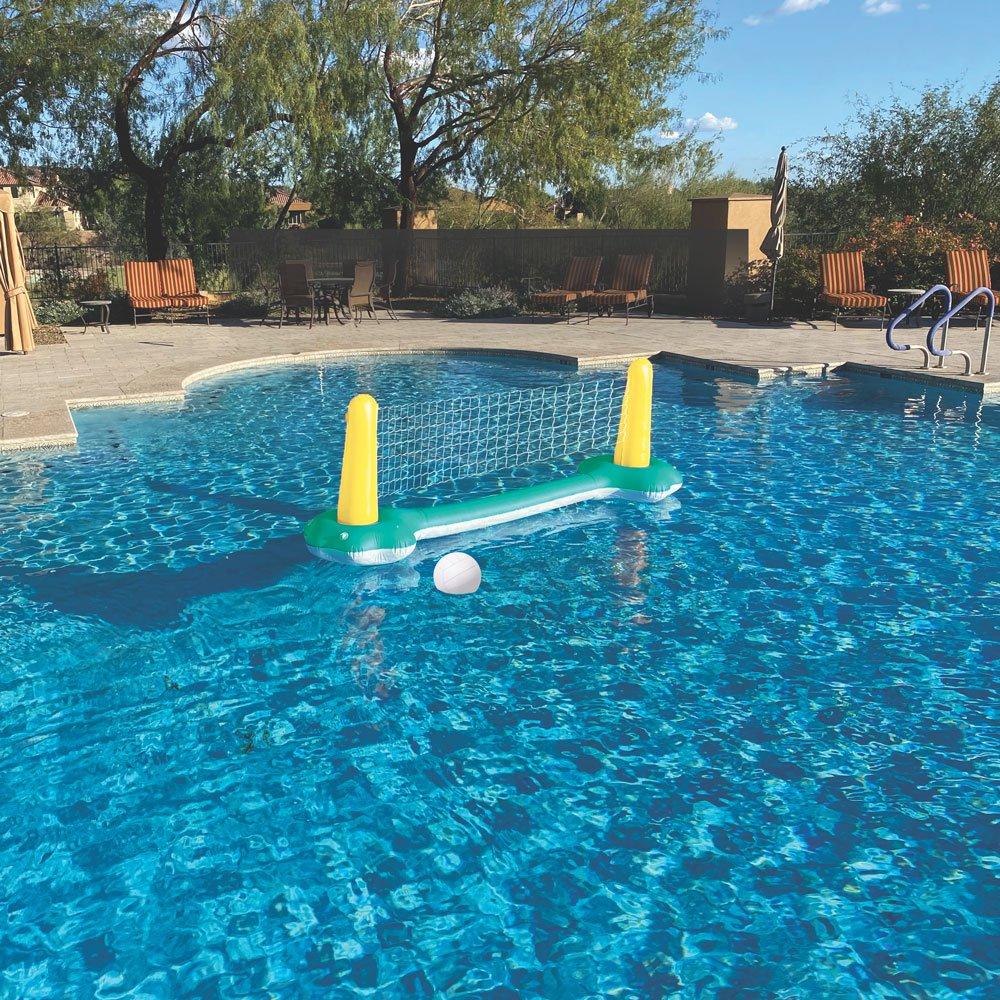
(0, 355, 996, 997)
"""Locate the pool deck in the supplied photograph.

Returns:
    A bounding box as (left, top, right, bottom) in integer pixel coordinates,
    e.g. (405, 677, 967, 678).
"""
(1, 313, 996, 450)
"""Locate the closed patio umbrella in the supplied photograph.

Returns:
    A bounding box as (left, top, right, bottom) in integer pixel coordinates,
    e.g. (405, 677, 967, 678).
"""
(0, 189, 37, 354)
(760, 146, 788, 317)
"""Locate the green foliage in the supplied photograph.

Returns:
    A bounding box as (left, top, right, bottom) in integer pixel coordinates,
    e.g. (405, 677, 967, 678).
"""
(793, 81, 1000, 233)
(362, 0, 719, 225)
(735, 214, 1000, 321)
(33, 299, 84, 327)
(580, 168, 764, 230)
(15, 210, 83, 246)
(0, 1, 117, 158)
(843, 215, 997, 289)
(437, 285, 520, 319)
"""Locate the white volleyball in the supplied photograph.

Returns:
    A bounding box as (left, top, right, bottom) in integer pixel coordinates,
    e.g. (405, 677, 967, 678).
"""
(433, 552, 481, 595)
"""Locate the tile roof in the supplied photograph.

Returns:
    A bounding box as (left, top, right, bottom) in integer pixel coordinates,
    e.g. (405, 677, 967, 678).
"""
(0, 166, 47, 187)
(269, 187, 312, 213)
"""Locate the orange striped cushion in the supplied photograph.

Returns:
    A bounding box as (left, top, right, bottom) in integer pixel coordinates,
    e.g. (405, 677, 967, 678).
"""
(160, 259, 199, 297)
(124, 261, 163, 304)
(130, 297, 175, 309)
(607, 254, 653, 291)
(592, 289, 645, 305)
(564, 256, 601, 292)
(165, 294, 210, 307)
(961, 289, 1000, 306)
(821, 291, 887, 309)
(947, 249, 990, 293)
(821, 252, 866, 295)
(131, 295, 210, 309)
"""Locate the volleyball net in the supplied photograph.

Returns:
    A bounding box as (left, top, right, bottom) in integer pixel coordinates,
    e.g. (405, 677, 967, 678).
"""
(376, 375, 627, 498)
(305, 358, 679, 564)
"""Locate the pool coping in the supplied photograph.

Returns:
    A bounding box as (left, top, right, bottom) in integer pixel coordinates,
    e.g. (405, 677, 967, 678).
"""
(0, 345, 994, 453)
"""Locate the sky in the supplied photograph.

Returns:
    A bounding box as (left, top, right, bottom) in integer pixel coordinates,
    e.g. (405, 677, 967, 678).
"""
(675, 0, 996, 178)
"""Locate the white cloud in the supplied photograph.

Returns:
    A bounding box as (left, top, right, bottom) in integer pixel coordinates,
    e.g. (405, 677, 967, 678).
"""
(660, 129, 681, 141)
(687, 112, 738, 132)
(777, 0, 829, 12)
(744, 0, 828, 27)
(862, 0, 902, 13)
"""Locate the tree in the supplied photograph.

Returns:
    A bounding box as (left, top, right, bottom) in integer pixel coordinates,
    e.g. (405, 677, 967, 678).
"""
(0, 1, 117, 159)
(109, 0, 319, 257)
(369, 0, 715, 228)
(793, 81, 1000, 234)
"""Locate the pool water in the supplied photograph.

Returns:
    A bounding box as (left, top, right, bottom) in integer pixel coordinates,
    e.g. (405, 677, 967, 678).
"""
(0, 356, 996, 998)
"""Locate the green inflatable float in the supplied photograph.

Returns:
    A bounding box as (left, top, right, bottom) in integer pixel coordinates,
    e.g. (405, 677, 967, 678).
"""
(305, 358, 682, 565)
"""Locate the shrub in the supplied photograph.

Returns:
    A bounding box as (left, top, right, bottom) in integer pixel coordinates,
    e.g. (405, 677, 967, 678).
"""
(734, 215, 1000, 321)
(437, 285, 520, 319)
(843, 214, 997, 290)
(724, 250, 822, 320)
(213, 291, 270, 318)
(33, 299, 83, 327)
(70, 270, 113, 300)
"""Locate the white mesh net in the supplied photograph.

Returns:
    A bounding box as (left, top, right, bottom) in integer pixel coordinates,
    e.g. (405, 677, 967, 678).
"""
(377, 375, 626, 498)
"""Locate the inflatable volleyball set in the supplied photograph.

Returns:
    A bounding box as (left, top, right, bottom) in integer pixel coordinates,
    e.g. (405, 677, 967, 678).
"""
(305, 358, 682, 565)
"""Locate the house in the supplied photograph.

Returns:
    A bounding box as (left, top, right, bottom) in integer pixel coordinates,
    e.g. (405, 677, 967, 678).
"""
(0, 167, 84, 230)
(268, 187, 312, 227)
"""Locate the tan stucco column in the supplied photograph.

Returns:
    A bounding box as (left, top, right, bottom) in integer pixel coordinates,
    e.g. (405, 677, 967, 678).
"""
(687, 194, 772, 313)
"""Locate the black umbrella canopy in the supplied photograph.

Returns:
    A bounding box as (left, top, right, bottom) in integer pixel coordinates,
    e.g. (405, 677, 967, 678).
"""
(760, 146, 788, 262)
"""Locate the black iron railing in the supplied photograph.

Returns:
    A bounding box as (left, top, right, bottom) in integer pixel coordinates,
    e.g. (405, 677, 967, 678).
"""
(25, 228, 826, 302)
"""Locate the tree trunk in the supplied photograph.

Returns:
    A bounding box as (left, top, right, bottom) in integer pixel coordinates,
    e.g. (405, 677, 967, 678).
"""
(397, 150, 419, 230)
(397, 180, 418, 229)
(144, 174, 170, 260)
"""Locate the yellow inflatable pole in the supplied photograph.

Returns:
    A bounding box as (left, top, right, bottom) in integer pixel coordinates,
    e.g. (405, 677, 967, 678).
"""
(336, 393, 379, 526)
(613, 358, 653, 469)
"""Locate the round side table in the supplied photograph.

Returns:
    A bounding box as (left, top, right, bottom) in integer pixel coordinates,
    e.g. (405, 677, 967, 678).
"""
(79, 299, 112, 334)
(887, 288, 926, 328)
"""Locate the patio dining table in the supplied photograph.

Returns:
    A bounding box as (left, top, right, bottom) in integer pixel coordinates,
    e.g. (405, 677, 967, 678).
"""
(307, 275, 353, 326)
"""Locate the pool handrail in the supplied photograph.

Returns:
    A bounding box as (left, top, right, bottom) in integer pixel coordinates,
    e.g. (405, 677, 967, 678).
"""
(885, 284, 951, 368)
(926, 286, 995, 376)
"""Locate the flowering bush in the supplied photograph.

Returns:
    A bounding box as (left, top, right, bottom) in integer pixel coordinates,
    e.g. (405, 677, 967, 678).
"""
(844, 214, 998, 291)
(733, 215, 1000, 320)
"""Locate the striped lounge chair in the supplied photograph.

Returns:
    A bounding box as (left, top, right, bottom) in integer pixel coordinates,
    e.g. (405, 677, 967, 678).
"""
(530, 256, 602, 322)
(588, 254, 654, 325)
(946, 249, 999, 329)
(819, 252, 888, 331)
(124, 259, 215, 326)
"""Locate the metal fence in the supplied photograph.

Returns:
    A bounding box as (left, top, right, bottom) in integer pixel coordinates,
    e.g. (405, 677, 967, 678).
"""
(784, 231, 840, 252)
(22, 242, 231, 300)
(23, 226, 774, 303)
(228, 228, 692, 296)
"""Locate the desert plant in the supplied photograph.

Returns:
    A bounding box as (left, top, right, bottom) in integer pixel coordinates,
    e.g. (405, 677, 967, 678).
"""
(437, 285, 520, 319)
(33, 299, 83, 327)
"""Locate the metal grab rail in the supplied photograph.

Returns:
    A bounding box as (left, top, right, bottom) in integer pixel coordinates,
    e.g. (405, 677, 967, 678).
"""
(927, 287, 994, 376)
(885, 284, 952, 368)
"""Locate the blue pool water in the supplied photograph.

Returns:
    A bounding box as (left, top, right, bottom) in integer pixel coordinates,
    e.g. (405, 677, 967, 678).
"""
(0, 355, 997, 998)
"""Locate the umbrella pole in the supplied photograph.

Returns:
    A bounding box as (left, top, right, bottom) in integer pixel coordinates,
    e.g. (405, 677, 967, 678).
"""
(768, 260, 778, 318)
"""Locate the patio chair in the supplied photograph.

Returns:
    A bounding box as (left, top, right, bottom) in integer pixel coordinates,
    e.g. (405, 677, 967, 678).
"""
(588, 254, 654, 325)
(124, 259, 215, 326)
(819, 252, 888, 331)
(375, 259, 399, 320)
(945, 249, 1000, 329)
(348, 260, 379, 324)
(278, 260, 317, 328)
(530, 256, 602, 322)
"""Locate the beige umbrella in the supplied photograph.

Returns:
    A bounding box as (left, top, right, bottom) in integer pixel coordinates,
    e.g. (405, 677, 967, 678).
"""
(0, 189, 37, 354)
(760, 146, 788, 316)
